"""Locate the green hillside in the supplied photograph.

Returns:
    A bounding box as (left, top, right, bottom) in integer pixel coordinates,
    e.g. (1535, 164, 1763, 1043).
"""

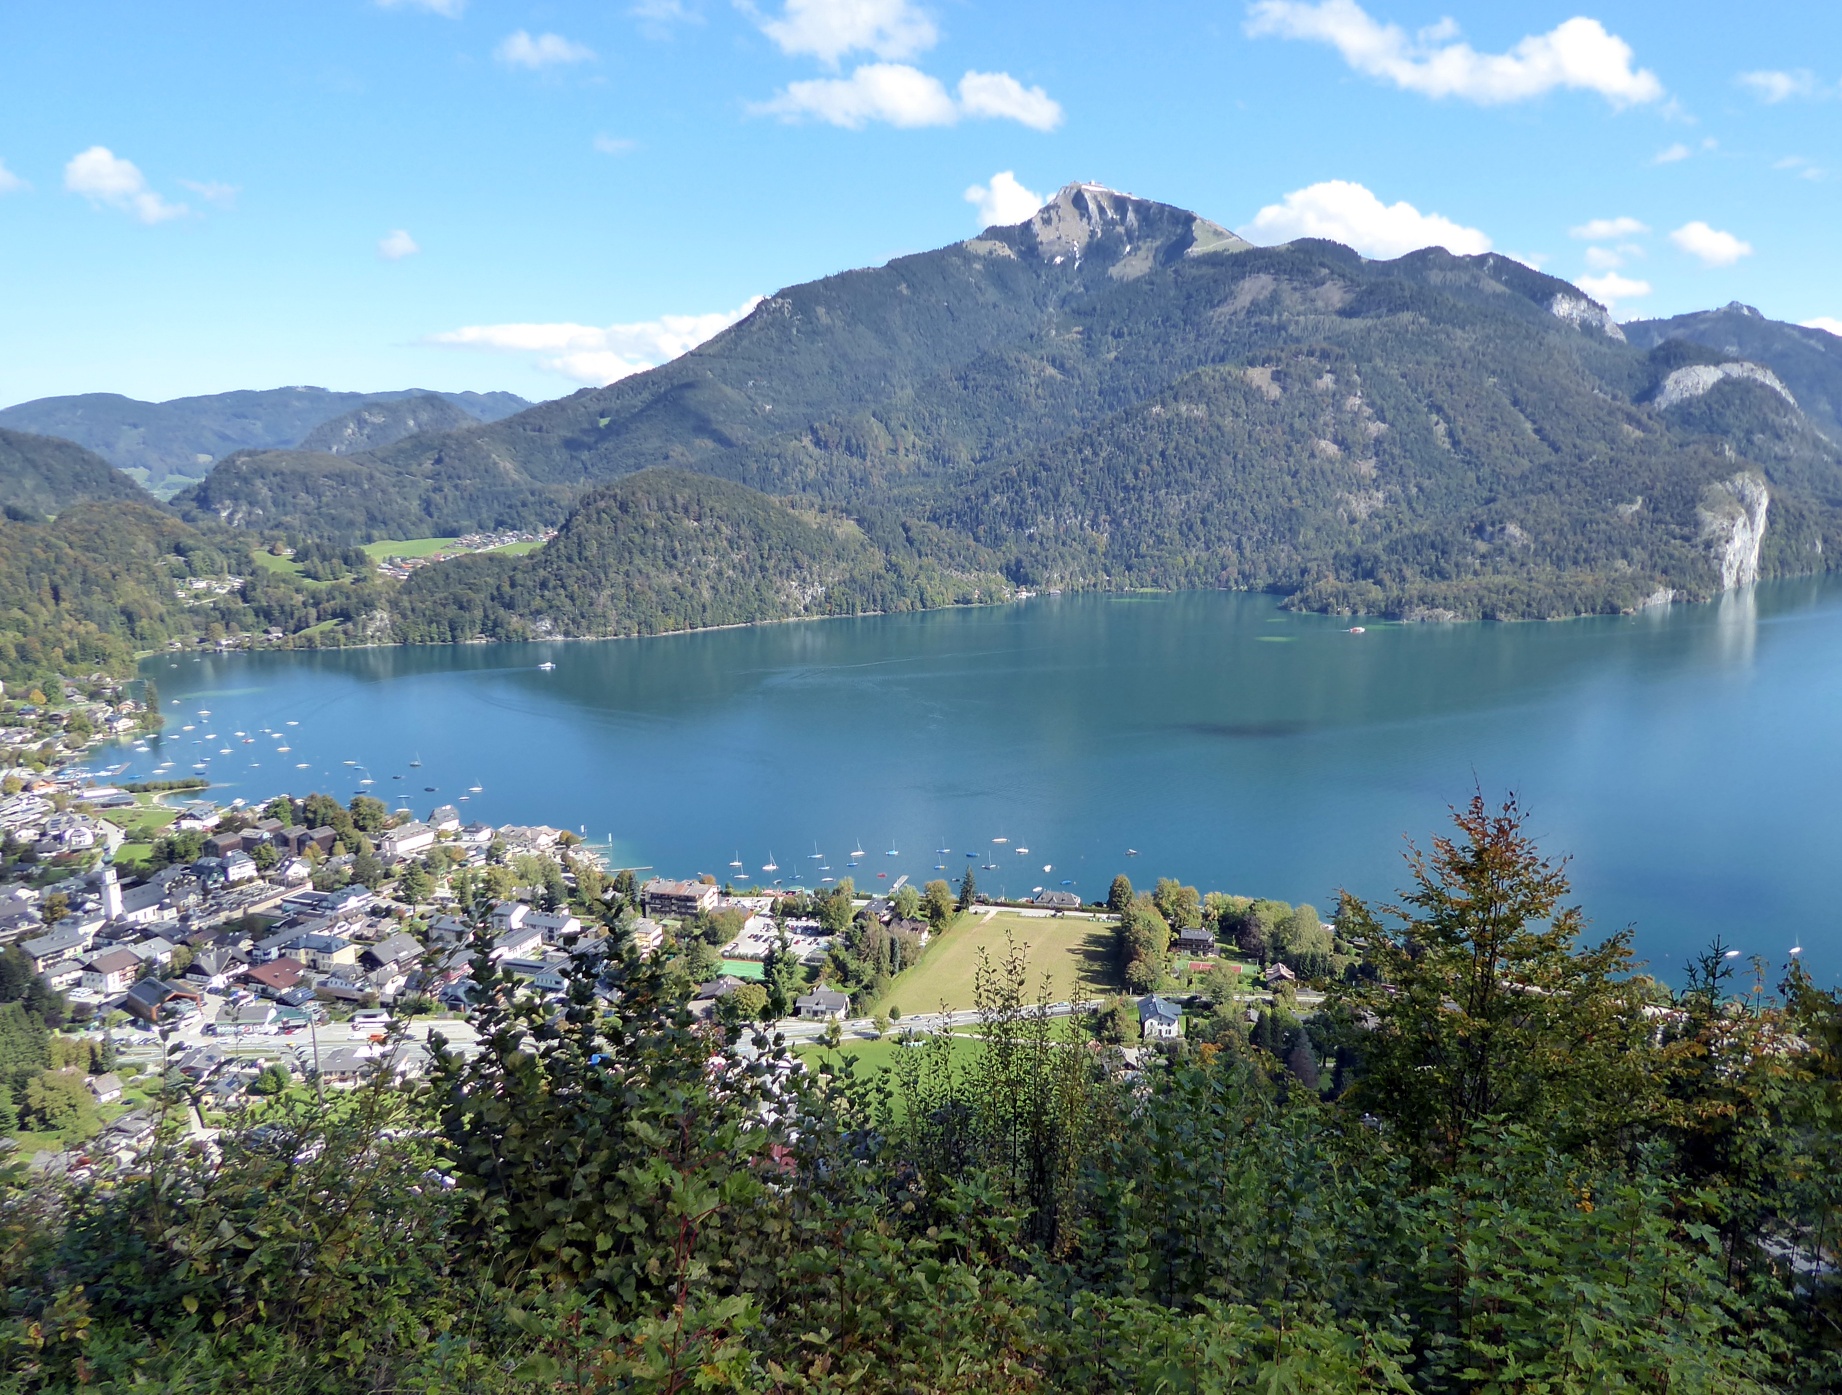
(0, 503, 390, 688)
(0, 427, 154, 518)
(389, 468, 1008, 642)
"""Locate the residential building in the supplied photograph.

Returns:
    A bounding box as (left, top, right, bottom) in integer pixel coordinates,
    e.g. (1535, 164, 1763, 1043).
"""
(81, 947, 144, 995)
(1139, 995, 1182, 1041)
(22, 924, 90, 973)
(378, 821, 435, 861)
(795, 988, 851, 1020)
(87, 1073, 124, 1105)
(364, 932, 423, 971)
(525, 909, 582, 943)
(1032, 889, 1083, 910)
(245, 958, 306, 997)
(1175, 927, 1217, 958)
(641, 878, 719, 919)
(121, 978, 202, 1024)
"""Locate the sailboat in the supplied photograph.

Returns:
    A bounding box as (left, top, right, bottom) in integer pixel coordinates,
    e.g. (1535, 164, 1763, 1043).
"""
(851, 839, 866, 858)
(1015, 846, 1029, 855)
(762, 852, 780, 873)
(469, 780, 483, 793)
(885, 843, 899, 856)
(728, 852, 744, 870)
(809, 844, 824, 860)
(410, 754, 422, 768)
(992, 835, 1008, 845)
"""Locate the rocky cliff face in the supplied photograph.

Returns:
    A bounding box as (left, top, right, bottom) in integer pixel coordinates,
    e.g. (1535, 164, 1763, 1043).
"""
(1699, 472, 1771, 589)
(1023, 183, 1250, 271)
(1549, 293, 1626, 342)
(1655, 361, 1797, 412)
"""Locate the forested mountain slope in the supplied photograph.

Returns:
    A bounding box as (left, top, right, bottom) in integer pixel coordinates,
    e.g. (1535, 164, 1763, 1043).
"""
(0, 428, 154, 518)
(298, 393, 477, 456)
(389, 468, 1008, 643)
(175, 184, 1842, 622)
(1625, 303, 1842, 439)
(0, 385, 529, 493)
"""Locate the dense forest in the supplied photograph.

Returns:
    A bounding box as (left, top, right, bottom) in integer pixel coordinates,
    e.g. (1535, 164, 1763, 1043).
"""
(388, 469, 1010, 643)
(3, 798, 1838, 1391)
(0, 430, 152, 519)
(0, 497, 389, 689)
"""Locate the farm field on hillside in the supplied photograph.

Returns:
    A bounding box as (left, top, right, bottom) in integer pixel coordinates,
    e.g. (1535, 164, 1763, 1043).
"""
(877, 910, 1122, 1015)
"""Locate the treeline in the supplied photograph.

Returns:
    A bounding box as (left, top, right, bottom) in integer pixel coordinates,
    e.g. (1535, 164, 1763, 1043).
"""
(1110, 873, 1344, 988)
(5, 796, 1839, 1390)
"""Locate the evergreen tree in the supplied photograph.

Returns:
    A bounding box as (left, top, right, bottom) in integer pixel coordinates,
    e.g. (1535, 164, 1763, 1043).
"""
(763, 929, 803, 1018)
(958, 867, 977, 910)
(1335, 792, 1660, 1169)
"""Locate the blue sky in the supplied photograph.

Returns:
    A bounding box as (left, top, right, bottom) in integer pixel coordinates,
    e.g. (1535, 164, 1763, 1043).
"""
(1, 0, 1837, 406)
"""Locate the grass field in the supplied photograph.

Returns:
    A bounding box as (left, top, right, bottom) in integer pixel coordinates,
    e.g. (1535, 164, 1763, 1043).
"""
(795, 1031, 981, 1084)
(248, 551, 326, 585)
(362, 537, 460, 561)
(491, 539, 542, 557)
(875, 910, 1122, 1016)
(100, 800, 177, 838)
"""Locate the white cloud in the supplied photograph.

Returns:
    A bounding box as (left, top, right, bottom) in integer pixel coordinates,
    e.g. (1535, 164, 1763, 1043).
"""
(377, 0, 464, 15)
(1242, 180, 1490, 259)
(495, 30, 598, 69)
(1583, 246, 1623, 271)
(1774, 155, 1824, 181)
(1245, 1, 1663, 106)
(1670, 221, 1752, 267)
(180, 179, 238, 208)
(429, 297, 764, 384)
(964, 171, 1044, 227)
(1652, 136, 1716, 165)
(0, 159, 26, 195)
(378, 229, 421, 260)
(63, 147, 188, 224)
(1569, 216, 1647, 240)
(750, 0, 937, 68)
(593, 134, 638, 155)
(1576, 272, 1650, 308)
(759, 63, 957, 126)
(755, 64, 1060, 129)
(1738, 69, 1820, 103)
(1802, 317, 1842, 337)
(955, 71, 1063, 130)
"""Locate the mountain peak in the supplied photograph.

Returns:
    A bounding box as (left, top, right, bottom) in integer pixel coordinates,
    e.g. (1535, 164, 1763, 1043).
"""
(1024, 181, 1250, 267)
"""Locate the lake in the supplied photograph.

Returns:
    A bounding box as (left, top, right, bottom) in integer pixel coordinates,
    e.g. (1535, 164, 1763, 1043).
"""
(118, 581, 1842, 985)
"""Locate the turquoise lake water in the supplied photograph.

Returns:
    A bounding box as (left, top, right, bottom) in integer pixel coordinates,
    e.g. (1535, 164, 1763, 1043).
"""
(121, 581, 1842, 985)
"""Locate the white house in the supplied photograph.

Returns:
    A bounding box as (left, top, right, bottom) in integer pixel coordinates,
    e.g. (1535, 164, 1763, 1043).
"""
(82, 947, 143, 995)
(1139, 995, 1182, 1041)
(380, 822, 436, 861)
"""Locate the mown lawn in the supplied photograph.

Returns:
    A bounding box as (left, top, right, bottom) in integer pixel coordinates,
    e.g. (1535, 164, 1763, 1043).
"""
(795, 1031, 982, 1086)
(874, 910, 1123, 1016)
(361, 537, 460, 561)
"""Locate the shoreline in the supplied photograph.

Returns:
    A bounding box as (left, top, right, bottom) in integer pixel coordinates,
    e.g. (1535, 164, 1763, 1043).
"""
(132, 573, 1823, 674)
